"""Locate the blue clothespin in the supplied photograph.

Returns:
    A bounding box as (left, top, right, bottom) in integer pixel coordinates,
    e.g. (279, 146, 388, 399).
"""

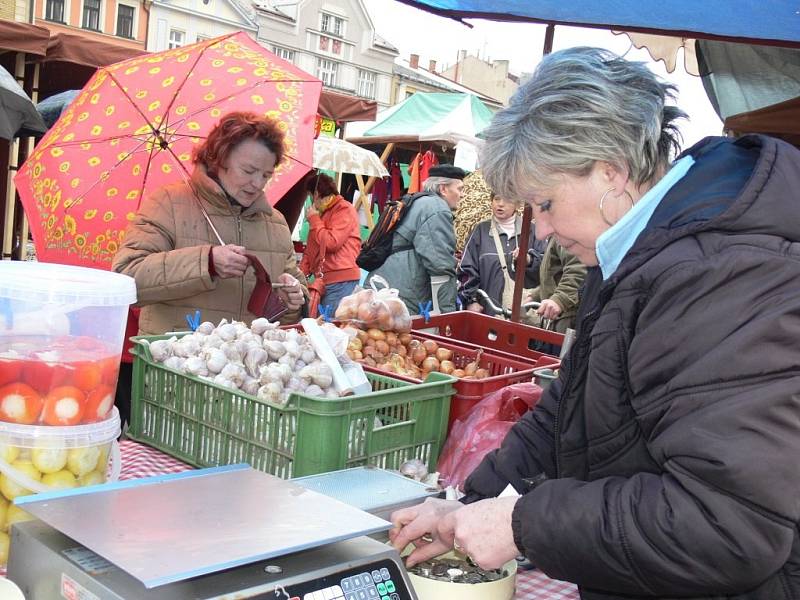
(185, 310, 201, 331)
(417, 300, 433, 324)
(318, 304, 334, 323)
(456, 297, 463, 311)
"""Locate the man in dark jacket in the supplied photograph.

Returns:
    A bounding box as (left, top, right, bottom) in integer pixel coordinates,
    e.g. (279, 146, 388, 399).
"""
(390, 46, 800, 600)
(367, 165, 465, 315)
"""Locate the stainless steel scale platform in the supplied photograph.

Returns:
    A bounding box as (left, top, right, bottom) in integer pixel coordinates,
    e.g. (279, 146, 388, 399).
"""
(7, 465, 421, 600)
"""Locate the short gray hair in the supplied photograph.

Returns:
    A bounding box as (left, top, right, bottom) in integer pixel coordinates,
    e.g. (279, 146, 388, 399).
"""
(422, 176, 458, 195)
(481, 47, 686, 201)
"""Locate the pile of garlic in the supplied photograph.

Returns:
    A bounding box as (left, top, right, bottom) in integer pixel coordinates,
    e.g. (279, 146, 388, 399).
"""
(143, 318, 337, 406)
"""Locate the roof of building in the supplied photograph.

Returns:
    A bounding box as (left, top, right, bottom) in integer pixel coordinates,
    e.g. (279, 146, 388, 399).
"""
(393, 59, 502, 107)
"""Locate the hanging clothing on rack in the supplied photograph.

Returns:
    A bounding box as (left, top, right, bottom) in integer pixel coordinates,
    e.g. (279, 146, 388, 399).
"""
(420, 150, 439, 182)
(389, 156, 403, 200)
(407, 152, 422, 194)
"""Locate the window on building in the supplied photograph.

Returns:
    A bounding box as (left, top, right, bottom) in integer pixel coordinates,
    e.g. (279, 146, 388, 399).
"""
(168, 29, 185, 49)
(357, 70, 376, 99)
(45, 0, 65, 22)
(271, 46, 295, 62)
(316, 58, 339, 87)
(320, 12, 344, 37)
(82, 0, 101, 30)
(116, 4, 135, 38)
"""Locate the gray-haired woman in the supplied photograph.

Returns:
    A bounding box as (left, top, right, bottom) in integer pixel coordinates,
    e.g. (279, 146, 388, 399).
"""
(390, 47, 800, 600)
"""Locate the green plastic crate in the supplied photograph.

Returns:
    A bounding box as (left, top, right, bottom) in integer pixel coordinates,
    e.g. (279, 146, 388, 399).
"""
(128, 336, 454, 478)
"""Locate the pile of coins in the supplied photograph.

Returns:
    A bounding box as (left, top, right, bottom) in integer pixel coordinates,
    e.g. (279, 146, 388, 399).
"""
(408, 556, 509, 584)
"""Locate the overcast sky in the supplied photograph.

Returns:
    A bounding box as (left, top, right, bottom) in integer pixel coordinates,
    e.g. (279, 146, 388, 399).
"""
(365, 0, 724, 149)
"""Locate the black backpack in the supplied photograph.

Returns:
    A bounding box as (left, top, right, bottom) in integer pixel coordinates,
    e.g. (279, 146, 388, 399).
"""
(356, 192, 427, 272)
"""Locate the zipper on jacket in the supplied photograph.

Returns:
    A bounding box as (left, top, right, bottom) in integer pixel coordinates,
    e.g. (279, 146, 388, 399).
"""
(553, 305, 600, 477)
(236, 213, 244, 319)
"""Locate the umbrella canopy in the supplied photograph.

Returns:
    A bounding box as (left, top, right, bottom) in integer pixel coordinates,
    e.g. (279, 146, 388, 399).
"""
(312, 136, 388, 177)
(15, 32, 321, 268)
(0, 64, 47, 140)
(394, 0, 800, 47)
(36, 89, 81, 129)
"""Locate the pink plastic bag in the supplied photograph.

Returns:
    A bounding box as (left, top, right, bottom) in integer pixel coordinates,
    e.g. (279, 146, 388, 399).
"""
(437, 382, 543, 490)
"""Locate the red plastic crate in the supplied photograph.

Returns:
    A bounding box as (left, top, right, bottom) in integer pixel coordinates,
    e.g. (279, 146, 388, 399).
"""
(411, 311, 565, 360)
(363, 336, 559, 434)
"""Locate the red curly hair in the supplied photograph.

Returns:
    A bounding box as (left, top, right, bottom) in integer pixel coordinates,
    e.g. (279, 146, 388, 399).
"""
(193, 111, 285, 176)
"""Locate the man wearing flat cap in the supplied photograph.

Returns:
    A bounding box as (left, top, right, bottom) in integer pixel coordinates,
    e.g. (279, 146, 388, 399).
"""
(367, 164, 465, 314)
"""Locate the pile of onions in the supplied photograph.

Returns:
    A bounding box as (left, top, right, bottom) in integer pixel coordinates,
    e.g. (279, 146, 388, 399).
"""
(345, 328, 490, 380)
(335, 289, 412, 333)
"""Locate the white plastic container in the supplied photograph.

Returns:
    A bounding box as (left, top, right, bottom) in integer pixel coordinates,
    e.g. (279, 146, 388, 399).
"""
(0, 406, 121, 566)
(0, 262, 136, 426)
(405, 549, 517, 600)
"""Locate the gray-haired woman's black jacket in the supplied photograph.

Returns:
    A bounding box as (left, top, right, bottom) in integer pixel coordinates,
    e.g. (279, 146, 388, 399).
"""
(462, 135, 800, 599)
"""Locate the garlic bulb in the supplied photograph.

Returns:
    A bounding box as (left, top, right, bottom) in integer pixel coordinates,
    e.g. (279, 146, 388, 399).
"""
(284, 340, 301, 358)
(173, 336, 201, 358)
(196, 321, 215, 335)
(183, 356, 209, 377)
(204, 347, 227, 374)
(286, 376, 305, 392)
(299, 363, 333, 389)
(244, 347, 268, 378)
(217, 323, 237, 342)
(300, 347, 317, 364)
(399, 459, 429, 481)
(249, 318, 272, 336)
(276, 363, 293, 384)
(163, 356, 186, 371)
(264, 341, 286, 360)
(213, 374, 238, 390)
(241, 376, 260, 396)
(258, 381, 283, 405)
(304, 384, 324, 397)
(219, 363, 246, 386)
(147, 338, 174, 362)
(221, 341, 243, 363)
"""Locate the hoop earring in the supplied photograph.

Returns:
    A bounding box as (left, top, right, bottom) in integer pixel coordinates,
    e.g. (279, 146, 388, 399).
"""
(598, 188, 616, 227)
(599, 188, 635, 227)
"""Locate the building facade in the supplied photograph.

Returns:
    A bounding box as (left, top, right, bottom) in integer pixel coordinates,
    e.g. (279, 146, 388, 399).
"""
(32, 0, 146, 52)
(393, 53, 503, 109)
(147, 0, 257, 51)
(254, 0, 397, 107)
(440, 51, 519, 106)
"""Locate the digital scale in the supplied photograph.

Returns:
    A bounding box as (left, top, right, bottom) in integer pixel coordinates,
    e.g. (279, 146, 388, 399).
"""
(7, 465, 432, 600)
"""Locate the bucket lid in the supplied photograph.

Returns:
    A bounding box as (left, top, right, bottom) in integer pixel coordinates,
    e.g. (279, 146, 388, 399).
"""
(0, 262, 136, 306)
(0, 407, 120, 448)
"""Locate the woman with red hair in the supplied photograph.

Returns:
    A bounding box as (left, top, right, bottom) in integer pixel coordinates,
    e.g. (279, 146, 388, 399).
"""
(113, 111, 307, 337)
(300, 173, 361, 314)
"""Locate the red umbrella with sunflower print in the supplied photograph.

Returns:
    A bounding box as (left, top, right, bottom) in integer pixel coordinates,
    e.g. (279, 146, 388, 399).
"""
(15, 32, 321, 267)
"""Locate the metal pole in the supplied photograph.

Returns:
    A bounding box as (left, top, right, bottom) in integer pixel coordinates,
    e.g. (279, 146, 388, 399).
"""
(510, 203, 533, 322)
(2, 53, 25, 260)
(20, 62, 40, 260)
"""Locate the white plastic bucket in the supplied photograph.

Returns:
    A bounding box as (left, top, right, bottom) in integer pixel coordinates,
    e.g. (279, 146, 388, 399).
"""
(0, 262, 136, 426)
(0, 406, 121, 497)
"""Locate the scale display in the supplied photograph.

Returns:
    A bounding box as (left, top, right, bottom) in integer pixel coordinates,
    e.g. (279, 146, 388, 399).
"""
(16, 465, 392, 588)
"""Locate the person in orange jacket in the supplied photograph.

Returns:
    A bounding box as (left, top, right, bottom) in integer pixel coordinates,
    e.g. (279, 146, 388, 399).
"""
(300, 173, 362, 312)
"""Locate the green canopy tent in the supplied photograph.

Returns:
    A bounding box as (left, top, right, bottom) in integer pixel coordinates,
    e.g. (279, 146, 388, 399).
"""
(346, 91, 494, 147)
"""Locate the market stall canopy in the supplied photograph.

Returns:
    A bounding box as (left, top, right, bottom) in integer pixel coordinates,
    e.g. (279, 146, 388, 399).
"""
(724, 96, 800, 146)
(318, 89, 377, 123)
(394, 0, 800, 48)
(0, 19, 50, 56)
(346, 92, 492, 147)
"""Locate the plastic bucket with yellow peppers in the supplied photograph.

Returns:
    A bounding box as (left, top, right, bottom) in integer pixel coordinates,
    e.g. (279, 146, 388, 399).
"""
(0, 262, 136, 565)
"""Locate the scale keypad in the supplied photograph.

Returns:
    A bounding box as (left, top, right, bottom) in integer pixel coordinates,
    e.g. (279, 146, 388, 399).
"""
(339, 568, 400, 600)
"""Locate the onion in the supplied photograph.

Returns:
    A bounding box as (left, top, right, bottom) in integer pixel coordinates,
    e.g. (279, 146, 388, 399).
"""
(411, 347, 427, 365)
(395, 345, 408, 357)
(435, 347, 453, 362)
(375, 340, 390, 355)
(356, 329, 369, 343)
(358, 303, 376, 322)
(439, 360, 455, 375)
(367, 328, 386, 341)
(385, 332, 398, 346)
(399, 333, 413, 346)
(421, 356, 440, 372)
(475, 368, 491, 379)
(452, 369, 466, 378)
(464, 361, 479, 376)
(422, 340, 439, 355)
